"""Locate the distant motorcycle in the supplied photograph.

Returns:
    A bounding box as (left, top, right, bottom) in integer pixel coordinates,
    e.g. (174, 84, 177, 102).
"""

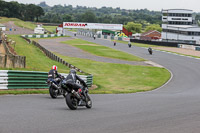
(47, 76, 66, 99)
(148, 47, 153, 55)
(128, 42, 131, 48)
(61, 80, 92, 110)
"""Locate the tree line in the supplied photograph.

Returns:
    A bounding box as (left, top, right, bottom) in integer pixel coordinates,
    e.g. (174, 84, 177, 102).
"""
(0, 0, 44, 21)
(0, 1, 169, 33)
(4, 1, 200, 33)
(38, 2, 162, 26)
(38, 2, 163, 33)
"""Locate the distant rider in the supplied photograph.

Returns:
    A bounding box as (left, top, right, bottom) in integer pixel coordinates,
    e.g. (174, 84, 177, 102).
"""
(148, 47, 153, 55)
(128, 41, 131, 48)
(48, 65, 62, 88)
(113, 40, 116, 46)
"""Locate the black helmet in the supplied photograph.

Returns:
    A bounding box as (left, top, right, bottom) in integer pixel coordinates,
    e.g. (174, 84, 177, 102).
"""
(70, 69, 76, 74)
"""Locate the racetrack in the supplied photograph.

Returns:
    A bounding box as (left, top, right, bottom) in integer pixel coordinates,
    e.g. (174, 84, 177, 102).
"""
(1, 31, 200, 133)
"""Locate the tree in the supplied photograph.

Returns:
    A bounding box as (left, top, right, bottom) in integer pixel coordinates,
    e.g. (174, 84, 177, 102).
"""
(35, 6, 44, 22)
(81, 11, 97, 22)
(144, 24, 162, 32)
(62, 14, 73, 22)
(124, 22, 142, 33)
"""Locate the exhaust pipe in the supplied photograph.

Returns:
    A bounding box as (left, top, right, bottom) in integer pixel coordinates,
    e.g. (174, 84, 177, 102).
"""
(72, 90, 81, 99)
(52, 82, 59, 90)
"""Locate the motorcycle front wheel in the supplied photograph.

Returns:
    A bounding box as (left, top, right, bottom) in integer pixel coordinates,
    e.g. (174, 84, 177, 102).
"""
(66, 93, 78, 110)
(49, 87, 58, 99)
(85, 94, 92, 109)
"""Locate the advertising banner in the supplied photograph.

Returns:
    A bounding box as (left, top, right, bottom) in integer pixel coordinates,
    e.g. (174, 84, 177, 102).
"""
(63, 22, 123, 30)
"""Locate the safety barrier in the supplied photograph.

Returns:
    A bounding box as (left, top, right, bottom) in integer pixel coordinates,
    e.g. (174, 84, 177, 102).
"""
(0, 70, 93, 89)
(21, 34, 64, 38)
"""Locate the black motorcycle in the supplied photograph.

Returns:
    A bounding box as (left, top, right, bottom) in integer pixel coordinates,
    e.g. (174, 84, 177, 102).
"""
(61, 80, 92, 110)
(148, 47, 153, 55)
(47, 76, 66, 99)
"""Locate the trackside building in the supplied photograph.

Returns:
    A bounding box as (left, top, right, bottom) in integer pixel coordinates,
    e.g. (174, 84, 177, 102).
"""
(161, 9, 200, 44)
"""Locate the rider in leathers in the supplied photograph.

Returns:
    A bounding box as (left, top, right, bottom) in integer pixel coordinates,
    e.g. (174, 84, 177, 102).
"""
(65, 69, 88, 105)
(48, 65, 61, 88)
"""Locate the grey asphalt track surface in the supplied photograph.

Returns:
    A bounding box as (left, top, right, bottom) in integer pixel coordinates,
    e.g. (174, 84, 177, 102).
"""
(1, 31, 200, 133)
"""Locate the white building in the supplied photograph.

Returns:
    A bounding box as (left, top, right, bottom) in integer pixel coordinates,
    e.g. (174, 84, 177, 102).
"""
(34, 25, 45, 34)
(161, 9, 200, 44)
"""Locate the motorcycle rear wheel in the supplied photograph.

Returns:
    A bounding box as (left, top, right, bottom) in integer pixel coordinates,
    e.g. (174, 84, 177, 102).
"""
(66, 93, 78, 110)
(49, 87, 58, 99)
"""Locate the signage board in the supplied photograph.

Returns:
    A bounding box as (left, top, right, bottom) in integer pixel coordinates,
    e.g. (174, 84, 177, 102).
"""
(63, 22, 123, 30)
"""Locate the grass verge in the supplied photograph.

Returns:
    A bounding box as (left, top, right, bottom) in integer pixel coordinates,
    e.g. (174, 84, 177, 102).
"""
(67, 29, 77, 32)
(0, 36, 171, 95)
(55, 53, 171, 94)
(61, 39, 145, 61)
(14, 21, 36, 30)
(0, 17, 36, 30)
(43, 26, 57, 33)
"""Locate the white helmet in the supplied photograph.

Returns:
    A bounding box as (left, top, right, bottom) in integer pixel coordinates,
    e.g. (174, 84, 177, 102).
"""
(52, 65, 57, 70)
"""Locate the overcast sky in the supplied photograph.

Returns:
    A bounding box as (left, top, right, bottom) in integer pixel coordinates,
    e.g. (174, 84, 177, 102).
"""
(4, 0, 200, 12)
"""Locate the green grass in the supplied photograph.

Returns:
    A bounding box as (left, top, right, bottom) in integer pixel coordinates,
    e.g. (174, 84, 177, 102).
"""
(14, 21, 36, 30)
(55, 53, 171, 94)
(0, 35, 171, 94)
(0, 17, 36, 30)
(61, 39, 145, 61)
(5, 35, 70, 73)
(67, 29, 77, 32)
(0, 17, 20, 23)
(43, 26, 57, 33)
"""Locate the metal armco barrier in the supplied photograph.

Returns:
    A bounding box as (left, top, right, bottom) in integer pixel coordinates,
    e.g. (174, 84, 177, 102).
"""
(0, 70, 93, 90)
(21, 34, 64, 38)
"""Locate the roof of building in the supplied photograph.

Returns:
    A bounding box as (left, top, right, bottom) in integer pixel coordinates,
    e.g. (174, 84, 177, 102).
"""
(162, 9, 193, 14)
(34, 27, 44, 30)
(162, 9, 193, 11)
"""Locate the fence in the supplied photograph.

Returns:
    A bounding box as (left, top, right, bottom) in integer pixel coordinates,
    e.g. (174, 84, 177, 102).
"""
(130, 39, 179, 47)
(0, 34, 26, 68)
(0, 70, 93, 89)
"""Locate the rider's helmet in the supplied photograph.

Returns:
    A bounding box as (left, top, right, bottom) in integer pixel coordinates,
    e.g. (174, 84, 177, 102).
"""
(69, 69, 76, 75)
(52, 65, 57, 71)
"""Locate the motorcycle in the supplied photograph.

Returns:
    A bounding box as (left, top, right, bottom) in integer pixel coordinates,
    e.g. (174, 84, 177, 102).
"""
(47, 76, 66, 99)
(148, 47, 153, 55)
(61, 80, 92, 110)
